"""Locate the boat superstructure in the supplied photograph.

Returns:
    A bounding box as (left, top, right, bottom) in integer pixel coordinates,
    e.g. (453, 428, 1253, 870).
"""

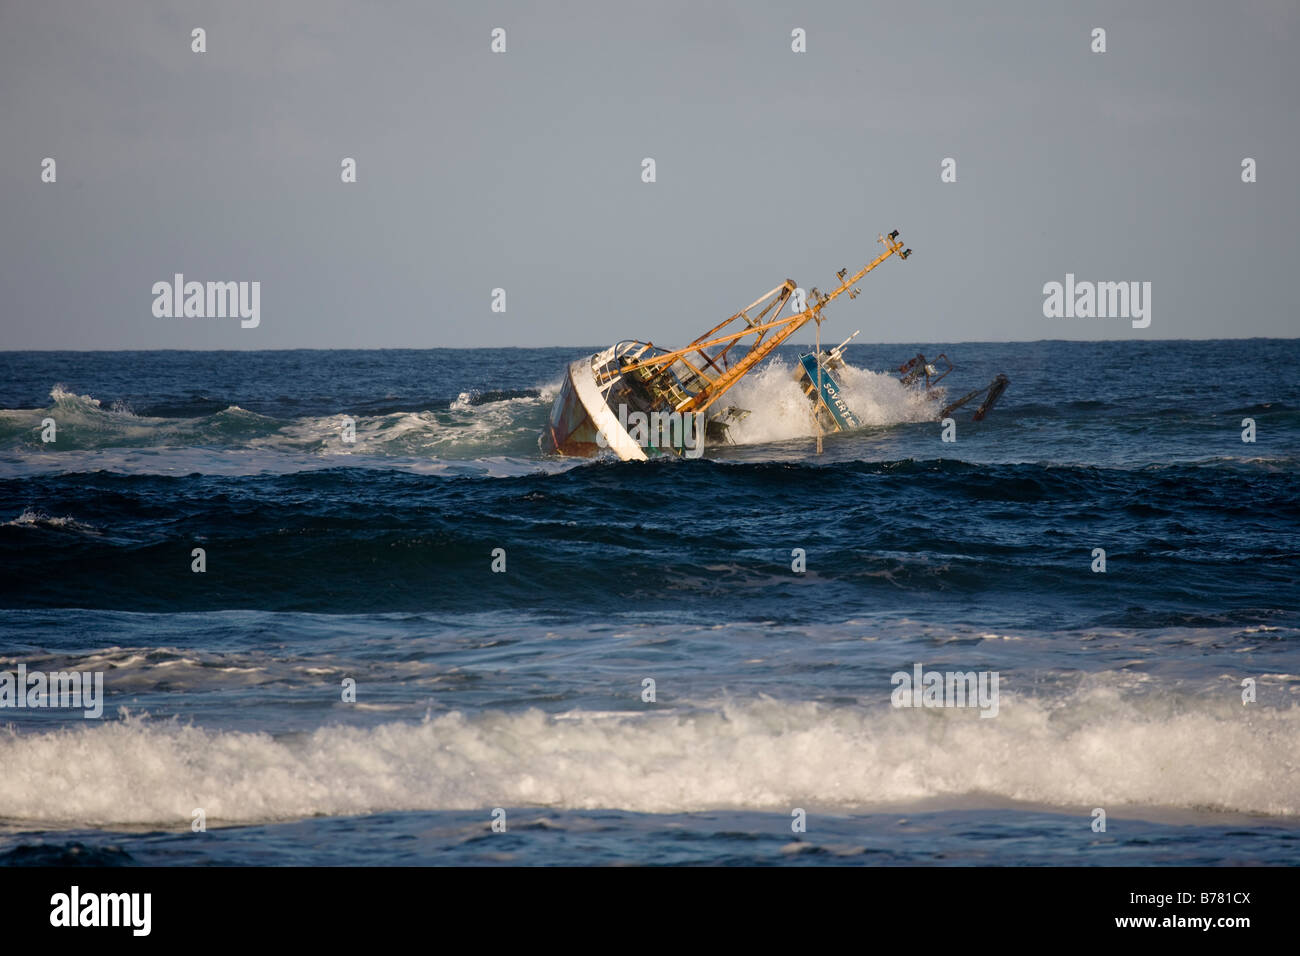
(795, 329, 863, 433)
(540, 231, 913, 459)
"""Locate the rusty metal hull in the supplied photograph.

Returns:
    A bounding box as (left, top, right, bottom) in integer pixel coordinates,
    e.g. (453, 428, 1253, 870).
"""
(539, 353, 648, 461)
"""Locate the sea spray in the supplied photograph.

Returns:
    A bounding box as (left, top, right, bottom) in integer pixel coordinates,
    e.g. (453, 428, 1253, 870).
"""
(721, 357, 937, 445)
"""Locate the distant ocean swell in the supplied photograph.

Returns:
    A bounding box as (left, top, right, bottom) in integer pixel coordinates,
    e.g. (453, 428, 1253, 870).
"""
(2, 462, 1296, 628)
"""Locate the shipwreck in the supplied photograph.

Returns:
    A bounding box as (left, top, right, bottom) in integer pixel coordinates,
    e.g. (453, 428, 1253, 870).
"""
(540, 230, 915, 460)
(895, 352, 1010, 422)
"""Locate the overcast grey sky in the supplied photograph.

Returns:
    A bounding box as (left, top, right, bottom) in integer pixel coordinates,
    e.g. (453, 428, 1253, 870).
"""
(1, 0, 1296, 349)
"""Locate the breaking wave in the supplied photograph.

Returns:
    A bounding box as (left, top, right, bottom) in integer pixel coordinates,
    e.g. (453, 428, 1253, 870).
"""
(2, 690, 1297, 826)
(0, 384, 560, 465)
(1, 508, 101, 535)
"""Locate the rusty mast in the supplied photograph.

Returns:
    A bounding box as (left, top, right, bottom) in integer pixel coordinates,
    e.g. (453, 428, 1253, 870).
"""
(613, 230, 912, 415)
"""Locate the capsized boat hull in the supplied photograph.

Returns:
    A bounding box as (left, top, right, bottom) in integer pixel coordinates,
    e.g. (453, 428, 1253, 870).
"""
(539, 351, 648, 460)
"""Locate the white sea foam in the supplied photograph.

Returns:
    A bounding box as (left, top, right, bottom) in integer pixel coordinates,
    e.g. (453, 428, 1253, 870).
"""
(720, 358, 936, 445)
(271, 395, 548, 459)
(0, 383, 565, 475)
(49, 385, 105, 409)
(2, 508, 100, 535)
(2, 691, 1296, 826)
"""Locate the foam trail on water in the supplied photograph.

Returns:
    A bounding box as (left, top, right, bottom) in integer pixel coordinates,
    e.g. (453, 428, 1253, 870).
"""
(2, 691, 1297, 826)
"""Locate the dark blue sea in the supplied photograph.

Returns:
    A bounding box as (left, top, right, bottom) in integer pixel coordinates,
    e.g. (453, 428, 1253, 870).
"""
(2, 340, 1298, 865)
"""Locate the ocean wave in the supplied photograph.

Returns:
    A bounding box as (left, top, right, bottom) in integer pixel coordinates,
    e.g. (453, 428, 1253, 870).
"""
(3, 460, 1295, 619)
(3, 367, 1296, 477)
(0, 384, 555, 461)
(1, 691, 1297, 825)
(1, 508, 100, 535)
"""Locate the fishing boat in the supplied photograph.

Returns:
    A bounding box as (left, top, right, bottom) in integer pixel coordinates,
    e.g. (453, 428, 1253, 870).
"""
(539, 231, 913, 459)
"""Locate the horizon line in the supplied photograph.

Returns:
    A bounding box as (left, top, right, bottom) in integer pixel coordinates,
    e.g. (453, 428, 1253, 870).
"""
(3, 336, 1297, 353)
